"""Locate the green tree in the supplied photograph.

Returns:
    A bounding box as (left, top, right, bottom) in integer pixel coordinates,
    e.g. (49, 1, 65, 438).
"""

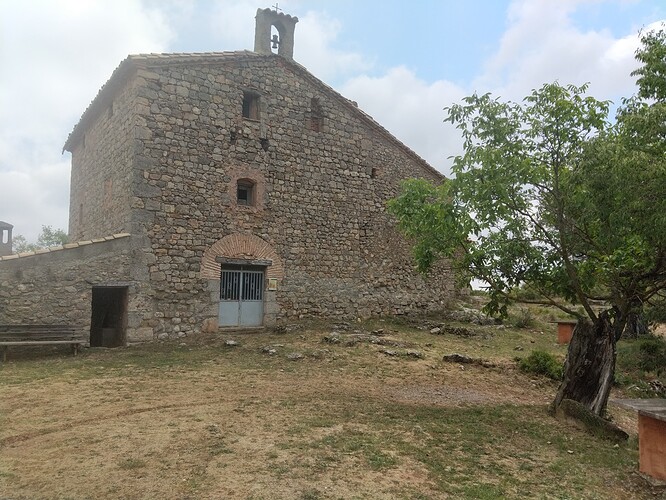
(35, 225, 68, 248)
(388, 30, 666, 416)
(13, 225, 68, 253)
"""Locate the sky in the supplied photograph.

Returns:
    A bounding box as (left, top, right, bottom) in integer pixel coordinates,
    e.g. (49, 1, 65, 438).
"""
(1, 0, 665, 242)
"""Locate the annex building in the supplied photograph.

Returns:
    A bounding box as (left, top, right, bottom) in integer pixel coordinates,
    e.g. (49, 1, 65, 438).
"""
(0, 9, 456, 345)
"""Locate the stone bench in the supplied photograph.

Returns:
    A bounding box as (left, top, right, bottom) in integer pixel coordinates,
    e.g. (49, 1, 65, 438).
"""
(0, 325, 86, 362)
(614, 398, 666, 483)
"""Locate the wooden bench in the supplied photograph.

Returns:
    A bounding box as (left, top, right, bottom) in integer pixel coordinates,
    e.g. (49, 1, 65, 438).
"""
(0, 325, 86, 362)
(614, 399, 666, 483)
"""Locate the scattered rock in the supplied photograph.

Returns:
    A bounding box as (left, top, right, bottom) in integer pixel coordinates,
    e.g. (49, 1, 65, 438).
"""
(446, 326, 477, 337)
(286, 352, 304, 361)
(371, 329, 385, 335)
(446, 307, 496, 326)
(443, 353, 475, 364)
(514, 346, 524, 351)
(370, 338, 407, 348)
(261, 346, 277, 355)
(272, 325, 287, 334)
(308, 349, 330, 359)
(406, 350, 424, 359)
(442, 353, 496, 368)
(649, 379, 666, 396)
(382, 349, 398, 357)
(323, 334, 341, 344)
(429, 325, 478, 338)
(224, 340, 239, 347)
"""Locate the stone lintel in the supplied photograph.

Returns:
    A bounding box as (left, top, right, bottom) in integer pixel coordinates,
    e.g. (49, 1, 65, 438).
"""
(215, 257, 272, 267)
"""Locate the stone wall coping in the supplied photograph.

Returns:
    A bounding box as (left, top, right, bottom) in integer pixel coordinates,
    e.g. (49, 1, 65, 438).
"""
(0, 233, 130, 261)
(62, 51, 444, 181)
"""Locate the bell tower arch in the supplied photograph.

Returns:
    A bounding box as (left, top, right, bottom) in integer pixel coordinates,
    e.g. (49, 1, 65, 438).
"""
(254, 7, 299, 60)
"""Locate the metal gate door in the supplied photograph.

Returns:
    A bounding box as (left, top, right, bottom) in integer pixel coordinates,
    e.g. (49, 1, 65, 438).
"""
(219, 269, 264, 327)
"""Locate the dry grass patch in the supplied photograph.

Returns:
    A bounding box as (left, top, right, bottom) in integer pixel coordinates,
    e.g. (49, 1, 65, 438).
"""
(0, 317, 659, 499)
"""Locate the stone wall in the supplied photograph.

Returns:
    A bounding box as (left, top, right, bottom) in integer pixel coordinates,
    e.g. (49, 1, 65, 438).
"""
(67, 73, 138, 241)
(0, 235, 152, 343)
(61, 52, 459, 340)
(123, 54, 456, 336)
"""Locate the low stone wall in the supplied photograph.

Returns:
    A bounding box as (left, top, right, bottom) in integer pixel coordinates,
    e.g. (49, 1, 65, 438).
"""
(0, 235, 149, 342)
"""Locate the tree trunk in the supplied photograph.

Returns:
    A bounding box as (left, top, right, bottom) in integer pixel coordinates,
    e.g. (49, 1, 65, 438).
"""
(622, 312, 649, 338)
(552, 311, 618, 416)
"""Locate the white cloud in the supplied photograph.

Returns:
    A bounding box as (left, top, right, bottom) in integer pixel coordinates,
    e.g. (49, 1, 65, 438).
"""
(340, 67, 466, 177)
(207, 0, 257, 50)
(476, 0, 652, 101)
(295, 10, 373, 81)
(0, 162, 70, 242)
(0, 0, 663, 243)
(0, 0, 173, 240)
(335, 1, 665, 182)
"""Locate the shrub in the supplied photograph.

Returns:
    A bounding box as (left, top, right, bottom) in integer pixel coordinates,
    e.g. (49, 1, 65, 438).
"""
(518, 350, 563, 380)
(509, 286, 541, 301)
(510, 307, 535, 329)
(638, 337, 666, 375)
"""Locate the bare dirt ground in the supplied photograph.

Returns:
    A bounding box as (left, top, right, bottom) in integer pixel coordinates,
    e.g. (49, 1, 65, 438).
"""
(0, 321, 659, 499)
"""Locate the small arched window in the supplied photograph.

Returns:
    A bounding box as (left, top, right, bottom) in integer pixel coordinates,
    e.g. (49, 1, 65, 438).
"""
(237, 179, 256, 206)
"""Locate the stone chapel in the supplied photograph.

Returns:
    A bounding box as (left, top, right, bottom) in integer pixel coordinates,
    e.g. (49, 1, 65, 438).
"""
(0, 9, 456, 345)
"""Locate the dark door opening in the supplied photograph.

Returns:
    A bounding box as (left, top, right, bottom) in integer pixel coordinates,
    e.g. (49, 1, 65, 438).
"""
(90, 287, 128, 347)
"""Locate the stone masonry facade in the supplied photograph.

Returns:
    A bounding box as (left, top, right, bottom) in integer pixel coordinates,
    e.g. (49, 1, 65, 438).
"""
(2, 10, 457, 342)
(66, 52, 456, 338)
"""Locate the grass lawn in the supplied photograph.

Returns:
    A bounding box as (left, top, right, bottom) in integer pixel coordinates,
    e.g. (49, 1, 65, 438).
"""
(0, 313, 662, 499)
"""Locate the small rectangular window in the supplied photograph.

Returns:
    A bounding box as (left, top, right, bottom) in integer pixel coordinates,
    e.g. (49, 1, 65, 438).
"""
(242, 92, 260, 120)
(308, 97, 323, 132)
(237, 180, 254, 206)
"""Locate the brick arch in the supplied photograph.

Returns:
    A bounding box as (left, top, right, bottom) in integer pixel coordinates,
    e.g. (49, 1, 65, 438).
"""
(200, 233, 284, 280)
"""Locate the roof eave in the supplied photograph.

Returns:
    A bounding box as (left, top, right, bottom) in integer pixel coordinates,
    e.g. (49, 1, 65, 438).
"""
(62, 56, 138, 153)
